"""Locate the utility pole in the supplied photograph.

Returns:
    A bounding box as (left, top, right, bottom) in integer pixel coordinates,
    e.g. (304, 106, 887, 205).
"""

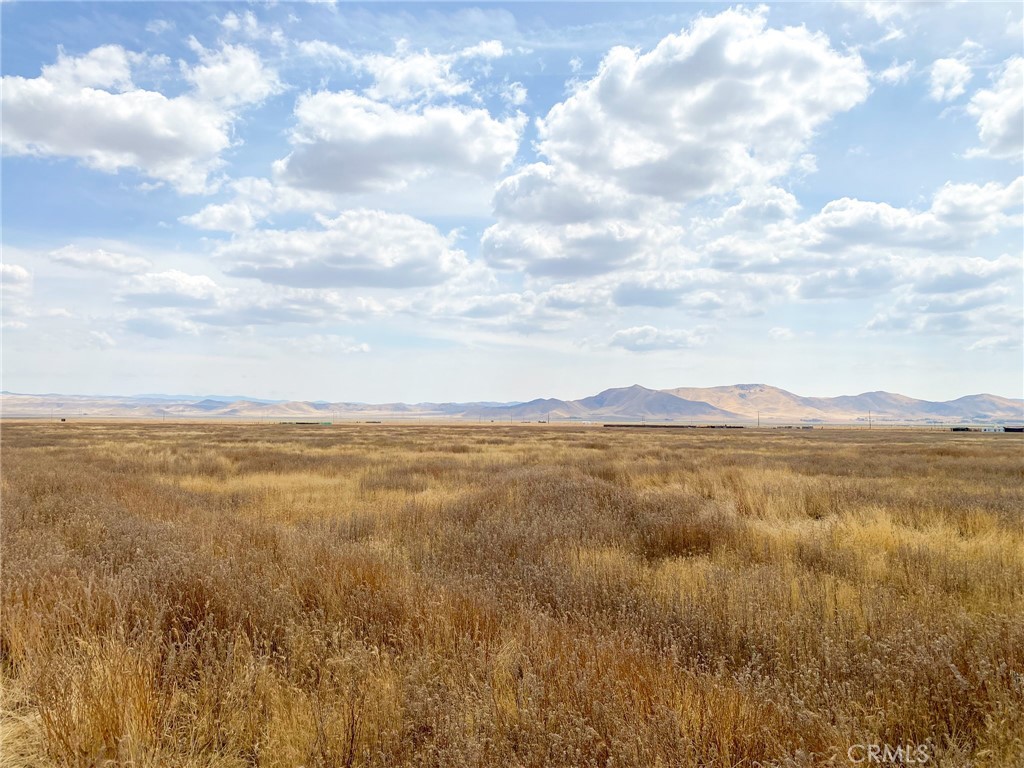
(757, 411, 760, 428)
(868, 410, 872, 430)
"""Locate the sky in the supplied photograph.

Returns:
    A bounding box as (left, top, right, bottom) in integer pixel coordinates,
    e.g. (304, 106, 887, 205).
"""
(1, 1, 1022, 403)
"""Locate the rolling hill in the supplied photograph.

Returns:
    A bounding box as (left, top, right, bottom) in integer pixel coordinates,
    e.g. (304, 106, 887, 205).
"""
(1, 385, 1021, 424)
(660, 384, 1023, 424)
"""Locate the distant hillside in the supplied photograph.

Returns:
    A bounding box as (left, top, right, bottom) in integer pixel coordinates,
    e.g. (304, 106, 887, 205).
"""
(463, 397, 587, 421)
(461, 386, 740, 422)
(661, 384, 1024, 424)
(576, 385, 737, 420)
(2, 385, 1021, 424)
(663, 384, 830, 421)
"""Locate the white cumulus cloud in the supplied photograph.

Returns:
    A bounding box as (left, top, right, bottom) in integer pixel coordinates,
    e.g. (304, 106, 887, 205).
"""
(929, 56, 972, 100)
(1, 263, 32, 289)
(482, 7, 869, 281)
(877, 59, 915, 84)
(275, 91, 524, 194)
(609, 325, 711, 352)
(296, 37, 506, 104)
(966, 56, 1023, 161)
(535, 7, 869, 203)
(120, 270, 226, 307)
(49, 245, 152, 274)
(183, 41, 282, 108)
(1, 44, 280, 193)
(217, 209, 473, 288)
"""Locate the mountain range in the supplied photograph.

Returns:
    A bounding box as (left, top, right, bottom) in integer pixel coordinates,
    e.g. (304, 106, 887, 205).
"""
(2, 384, 1021, 424)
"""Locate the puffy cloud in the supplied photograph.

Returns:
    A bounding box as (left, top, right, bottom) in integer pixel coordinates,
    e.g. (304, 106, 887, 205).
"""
(928, 176, 1023, 228)
(415, 281, 612, 335)
(929, 57, 972, 100)
(535, 7, 869, 203)
(821, 252, 1019, 338)
(912, 286, 1010, 314)
(363, 48, 471, 102)
(712, 177, 1022, 274)
(481, 218, 685, 278)
(908, 254, 1021, 294)
(180, 177, 336, 232)
(966, 56, 1023, 161)
(119, 279, 385, 337)
(877, 59, 915, 85)
(700, 185, 802, 233)
(611, 268, 724, 308)
(459, 40, 505, 59)
(798, 250, 1021, 347)
(217, 209, 472, 288)
(609, 325, 711, 352)
(685, 177, 1022, 346)
(804, 177, 1022, 251)
(119, 270, 225, 308)
(1, 263, 32, 289)
(123, 311, 200, 338)
(482, 8, 868, 282)
(183, 41, 282, 108)
(797, 262, 899, 299)
(608, 268, 777, 318)
(275, 91, 524, 194)
(540, 282, 612, 312)
(220, 12, 245, 33)
(48, 44, 137, 89)
(362, 39, 505, 103)
(867, 283, 1020, 350)
(1, 44, 279, 193)
(193, 293, 346, 327)
(294, 40, 350, 62)
(501, 81, 527, 106)
(296, 37, 506, 104)
(843, 0, 911, 24)
(49, 245, 151, 274)
(180, 202, 257, 233)
(491, 163, 646, 226)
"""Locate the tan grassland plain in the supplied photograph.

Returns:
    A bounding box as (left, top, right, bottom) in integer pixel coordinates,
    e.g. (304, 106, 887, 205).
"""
(1, 423, 1022, 767)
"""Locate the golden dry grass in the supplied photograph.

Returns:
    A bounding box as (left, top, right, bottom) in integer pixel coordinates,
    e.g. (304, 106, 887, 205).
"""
(1, 422, 1022, 767)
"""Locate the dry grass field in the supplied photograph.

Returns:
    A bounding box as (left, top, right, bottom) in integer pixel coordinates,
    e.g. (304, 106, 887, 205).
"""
(1, 422, 1022, 767)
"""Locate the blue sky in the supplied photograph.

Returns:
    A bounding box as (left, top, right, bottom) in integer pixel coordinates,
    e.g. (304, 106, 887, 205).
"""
(2, 1, 1021, 402)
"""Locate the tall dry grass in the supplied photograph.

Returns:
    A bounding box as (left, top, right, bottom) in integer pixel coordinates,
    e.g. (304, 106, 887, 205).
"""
(1, 422, 1022, 767)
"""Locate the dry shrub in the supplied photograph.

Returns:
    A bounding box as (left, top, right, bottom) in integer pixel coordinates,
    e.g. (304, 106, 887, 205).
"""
(35, 637, 163, 766)
(359, 463, 429, 495)
(632, 488, 746, 558)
